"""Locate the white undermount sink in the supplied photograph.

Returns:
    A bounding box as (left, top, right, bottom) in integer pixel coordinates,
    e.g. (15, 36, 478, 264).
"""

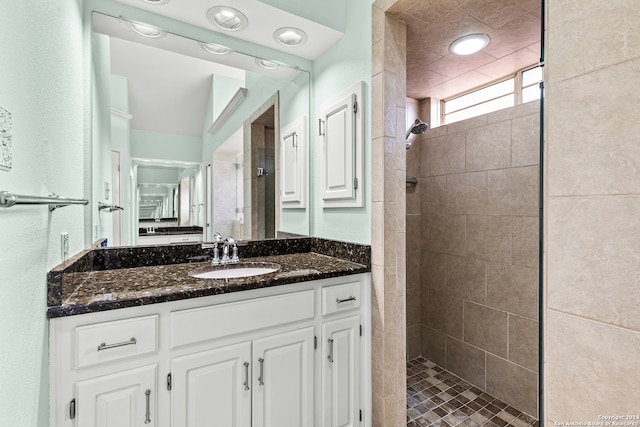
(189, 262, 280, 279)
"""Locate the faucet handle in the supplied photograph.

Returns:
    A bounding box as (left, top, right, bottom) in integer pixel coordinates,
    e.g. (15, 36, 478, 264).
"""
(213, 232, 222, 242)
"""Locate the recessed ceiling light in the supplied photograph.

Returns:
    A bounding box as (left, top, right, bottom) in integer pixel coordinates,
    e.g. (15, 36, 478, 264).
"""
(140, 0, 171, 5)
(255, 58, 281, 70)
(207, 6, 248, 31)
(129, 22, 166, 38)
(449, 34, 490, 55)
(199, 42, 231, 55)
(273, 27, 308, 47)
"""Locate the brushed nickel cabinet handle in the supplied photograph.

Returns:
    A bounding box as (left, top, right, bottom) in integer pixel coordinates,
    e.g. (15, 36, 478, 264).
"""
(258, 358, 264, 386)
(328, 338, 334, 363)
(97, 337, 137, 351)
(243, 362, 250, 391)
(144, 389, 151, 424)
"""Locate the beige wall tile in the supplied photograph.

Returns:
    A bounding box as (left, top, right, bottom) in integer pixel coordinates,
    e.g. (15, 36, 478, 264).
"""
(486, 354, 537, 417)
(422, 326, 446, 368)
(446, 171, 487, 215)
(372, 328, 384, 397)
(464, 302, 508, 358)
(511, 113, 540, 167)
(547, 0, 640, 83)
(371, 138, 385, 203)
(407, 286, 421, 327)
(430, 132, 466, 176)
(487, 166, 539, 216)
(487, 100, 539, 123)
(488, 262, 538, 320)
(467, 215, 512, 263)
(406, 183, 421, 214)
(422, 175, 447, 214)
(407, 251, 421, 290)
(383, 330, 398, 397)
(384, 70, 398, 138)
(426, 289, 464, 339)
(372, 73, 384, 140)
(406, 214, 421, 253)
(547, 59, 640, 196)
(372, 390, 383, 427)
(407, 324, 422, 360)
(483, 12, 540, 59)
(419, 136, 431, 178)
(430, 214, 466, 256)
(445, 115, 488, 135)
(547, 197, 640, 330)
(446, 337, 486, 390)
(420, 213, 430, 252)
(546, 310, 640, 420)
(447, 256, 487, 304)
(512, 216, 539, 268)
(383, 267, 398, 333)
(422, 251, 447, 293)
(508, 314, 538, 372)
(407, 139, 421, 178)
(466, 121, 512, 172)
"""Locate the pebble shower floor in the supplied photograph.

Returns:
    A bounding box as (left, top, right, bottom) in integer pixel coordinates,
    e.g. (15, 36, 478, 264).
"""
(406, 357, 538, 427)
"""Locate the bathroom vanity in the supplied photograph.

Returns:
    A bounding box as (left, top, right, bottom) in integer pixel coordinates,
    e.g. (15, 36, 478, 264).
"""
(47, 238, 371, 427)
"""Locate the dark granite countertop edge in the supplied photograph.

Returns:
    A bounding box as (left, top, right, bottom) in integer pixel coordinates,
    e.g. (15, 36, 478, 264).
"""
(47, 266, 369, 318)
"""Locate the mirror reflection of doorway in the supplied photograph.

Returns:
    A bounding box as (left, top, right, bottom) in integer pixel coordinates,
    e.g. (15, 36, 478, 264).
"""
(251, 105, 276, 239)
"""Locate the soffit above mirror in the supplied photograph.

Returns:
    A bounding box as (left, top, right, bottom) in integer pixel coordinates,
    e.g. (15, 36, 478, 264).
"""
(111, 0, 344, 61)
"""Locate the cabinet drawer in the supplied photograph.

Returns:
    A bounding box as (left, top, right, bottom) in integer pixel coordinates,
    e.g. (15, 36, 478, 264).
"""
(171, 290, 315, 348)
(75, 315, 158, 369)
(321, 281, 361, 316)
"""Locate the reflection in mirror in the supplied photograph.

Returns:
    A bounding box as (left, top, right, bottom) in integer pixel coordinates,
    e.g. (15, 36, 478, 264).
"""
(90, 11, 311, 247)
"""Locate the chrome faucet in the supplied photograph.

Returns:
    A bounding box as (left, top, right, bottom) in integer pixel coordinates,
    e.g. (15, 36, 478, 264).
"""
(211, 232, 222, 265)
(221, 237, 233, 264)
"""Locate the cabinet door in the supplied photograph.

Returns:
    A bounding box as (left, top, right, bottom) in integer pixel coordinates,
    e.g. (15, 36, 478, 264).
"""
(75, 364, 157, 427)
(280, 116, 306, 207)
(319, 81, 363, 208)
(322, 316, 361, 427)
(171, 341, 251, 427)
(320, 93, 355, 202)
(252, 327, 314, 427)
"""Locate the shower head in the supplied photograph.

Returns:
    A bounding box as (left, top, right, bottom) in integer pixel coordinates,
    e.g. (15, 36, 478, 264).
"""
(405, 118, 429, 149)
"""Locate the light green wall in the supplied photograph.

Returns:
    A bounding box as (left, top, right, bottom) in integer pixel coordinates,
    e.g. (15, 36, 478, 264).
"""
(0, 1, 86, 426)
(131, 129, 202, 163)
(310, 0, 373, 244)
(212, 75, 246, 124)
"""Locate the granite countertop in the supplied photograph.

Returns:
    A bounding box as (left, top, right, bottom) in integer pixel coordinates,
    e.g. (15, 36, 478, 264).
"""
(47, 237, 371, 318)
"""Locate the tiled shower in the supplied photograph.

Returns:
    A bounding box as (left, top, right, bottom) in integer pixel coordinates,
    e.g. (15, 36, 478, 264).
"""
(405, 100, 540, 418)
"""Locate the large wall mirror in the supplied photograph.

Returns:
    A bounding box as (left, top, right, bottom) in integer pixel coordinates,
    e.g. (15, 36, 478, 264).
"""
(89, 6, 312, 247)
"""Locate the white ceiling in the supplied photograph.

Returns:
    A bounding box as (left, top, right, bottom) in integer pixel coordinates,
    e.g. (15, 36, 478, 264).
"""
(389, 0, 542, 101)
(110, 37, 241, 137)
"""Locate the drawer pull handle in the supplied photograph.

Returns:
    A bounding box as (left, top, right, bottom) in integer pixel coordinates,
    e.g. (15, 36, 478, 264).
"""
(243, 362, 250, 391)
(97, 337, 137, 351)
(328, 338, 334, 363)
(336, 296, 356, 304)
(258, 358, 264, 386)
(144, 389, 151, 424)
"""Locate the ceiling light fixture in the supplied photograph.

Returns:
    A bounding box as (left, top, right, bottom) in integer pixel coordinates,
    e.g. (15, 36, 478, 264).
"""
(140, 0, 171, 5)
(273, 27, 308, 47)
(449, 34, 490, 56)
(255, 58, 281, 70)
(199, 42, 231, 55)
(129, 22, 166, 38)
(207, 6, 248, 31)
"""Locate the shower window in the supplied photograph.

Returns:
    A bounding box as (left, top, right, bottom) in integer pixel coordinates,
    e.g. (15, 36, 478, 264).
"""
(442, 64, 542, 124)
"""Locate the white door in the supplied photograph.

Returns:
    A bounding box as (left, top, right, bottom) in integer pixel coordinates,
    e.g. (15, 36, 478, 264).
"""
(252, 327, 314, 427)
(322, 316, 361, 427)
(111, 149, 122, 246)
(171, 341, 252, 427)
(75, 364, 157, 427)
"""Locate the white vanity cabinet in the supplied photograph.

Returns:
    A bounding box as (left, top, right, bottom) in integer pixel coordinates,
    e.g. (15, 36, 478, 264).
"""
(49, 273, 371, 427)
